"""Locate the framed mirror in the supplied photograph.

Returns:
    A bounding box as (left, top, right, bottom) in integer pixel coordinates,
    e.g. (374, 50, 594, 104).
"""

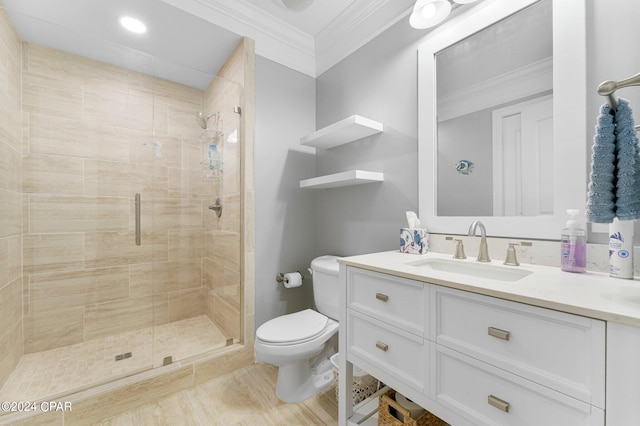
(418, 0, 586, 239)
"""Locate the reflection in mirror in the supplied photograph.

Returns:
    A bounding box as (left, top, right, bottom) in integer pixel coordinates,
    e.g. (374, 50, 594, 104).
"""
(436, 0, 552, 217)
(418, 0, 586, 239)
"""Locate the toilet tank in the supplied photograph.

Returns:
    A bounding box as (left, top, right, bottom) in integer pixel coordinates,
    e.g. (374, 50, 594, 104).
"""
(310, 255, 341, 321)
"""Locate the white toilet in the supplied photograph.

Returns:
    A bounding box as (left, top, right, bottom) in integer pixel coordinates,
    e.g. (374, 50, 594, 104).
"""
(254, 255, 341, 403)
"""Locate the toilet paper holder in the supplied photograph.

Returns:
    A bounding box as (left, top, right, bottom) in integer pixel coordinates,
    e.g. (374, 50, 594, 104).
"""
(276, 272, 303, 284)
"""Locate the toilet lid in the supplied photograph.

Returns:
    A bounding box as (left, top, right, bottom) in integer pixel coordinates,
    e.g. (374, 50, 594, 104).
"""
(256, 309, 329, 344)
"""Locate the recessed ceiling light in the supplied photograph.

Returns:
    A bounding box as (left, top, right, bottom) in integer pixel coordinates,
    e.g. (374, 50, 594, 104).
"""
(119, 16, 147, 34)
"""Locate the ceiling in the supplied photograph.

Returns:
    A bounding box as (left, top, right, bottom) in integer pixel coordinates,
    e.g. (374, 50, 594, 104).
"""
(2, 0, 416, 89)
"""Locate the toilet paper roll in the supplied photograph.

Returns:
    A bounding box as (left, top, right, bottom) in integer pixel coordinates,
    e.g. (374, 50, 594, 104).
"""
(395, 392, 426, 420)
(283, 272, 303, 288)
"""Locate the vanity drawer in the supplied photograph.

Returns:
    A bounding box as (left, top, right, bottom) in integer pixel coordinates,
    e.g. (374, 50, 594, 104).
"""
(347, 267, 426, 336)
(347, 310, 426, 393)
(435, 345, 604, 426)
(432, 286, 605, 408)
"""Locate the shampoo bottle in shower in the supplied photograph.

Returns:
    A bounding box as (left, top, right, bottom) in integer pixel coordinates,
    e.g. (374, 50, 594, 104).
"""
(561, 209, 586, 273)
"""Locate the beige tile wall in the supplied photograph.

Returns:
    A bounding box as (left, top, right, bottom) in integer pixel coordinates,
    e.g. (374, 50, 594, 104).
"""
(20, 41, 226, 355)
(0, 4, 24, 389)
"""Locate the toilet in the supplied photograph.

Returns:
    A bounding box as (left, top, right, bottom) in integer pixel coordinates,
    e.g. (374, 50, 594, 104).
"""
(254, 255, 341, 403)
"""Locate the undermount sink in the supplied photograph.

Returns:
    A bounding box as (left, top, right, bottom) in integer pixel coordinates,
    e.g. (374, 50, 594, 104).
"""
(408, 258, 533, 282)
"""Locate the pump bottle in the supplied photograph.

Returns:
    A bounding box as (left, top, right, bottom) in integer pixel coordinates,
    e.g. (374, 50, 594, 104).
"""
(561, 209, 586, 273)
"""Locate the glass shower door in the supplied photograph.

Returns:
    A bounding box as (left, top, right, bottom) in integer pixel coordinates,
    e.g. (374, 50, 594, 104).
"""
(150, 73, 242, 366)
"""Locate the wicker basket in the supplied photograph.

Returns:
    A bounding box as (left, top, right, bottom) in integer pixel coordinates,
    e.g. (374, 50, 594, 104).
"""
(378, 389, 447, 426)
(330, 354, 378, 405)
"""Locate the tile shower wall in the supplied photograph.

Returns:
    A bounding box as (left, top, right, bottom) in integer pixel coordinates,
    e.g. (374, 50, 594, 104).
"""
(21, 42, 213, 354)
(0, 5, 23, 388)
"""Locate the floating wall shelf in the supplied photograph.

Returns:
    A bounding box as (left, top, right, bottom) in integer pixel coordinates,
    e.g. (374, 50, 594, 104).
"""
(300, 170, 384, 189)
(300, 115, 383, 150)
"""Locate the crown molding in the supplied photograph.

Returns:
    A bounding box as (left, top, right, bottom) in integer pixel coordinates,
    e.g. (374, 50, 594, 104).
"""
(315, 0, 415, 76)
(163, 0, 413, 78)
(162, 0, 316, 76)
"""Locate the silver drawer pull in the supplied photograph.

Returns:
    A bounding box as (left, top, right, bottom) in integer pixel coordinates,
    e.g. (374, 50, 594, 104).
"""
(488, 327, 510, 341)
(375, 341, 389, 352)
(488, 395, 510, 412)
(375, 293, 389, 302)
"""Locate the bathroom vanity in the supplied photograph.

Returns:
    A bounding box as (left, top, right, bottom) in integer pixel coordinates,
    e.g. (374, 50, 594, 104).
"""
(337, 251, 640, 425)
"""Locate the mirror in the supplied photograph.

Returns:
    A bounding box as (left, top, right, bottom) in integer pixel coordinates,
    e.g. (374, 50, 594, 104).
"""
(436, 0, 552, 217)
(418, 0, 587, 239)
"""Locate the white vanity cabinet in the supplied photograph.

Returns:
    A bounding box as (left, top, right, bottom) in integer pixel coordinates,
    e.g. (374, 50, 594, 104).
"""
(340, 266, 606, 426)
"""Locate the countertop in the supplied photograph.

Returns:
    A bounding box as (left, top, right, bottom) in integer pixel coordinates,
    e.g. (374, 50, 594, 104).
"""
(339, 251, 640, 327)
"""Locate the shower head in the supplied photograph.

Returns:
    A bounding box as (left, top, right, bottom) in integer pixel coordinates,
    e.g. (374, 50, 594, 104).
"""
(195, 111, 217, 129)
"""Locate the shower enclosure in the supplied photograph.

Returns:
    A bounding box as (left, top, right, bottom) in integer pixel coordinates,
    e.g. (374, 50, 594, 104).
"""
(0, 1, 250, 409)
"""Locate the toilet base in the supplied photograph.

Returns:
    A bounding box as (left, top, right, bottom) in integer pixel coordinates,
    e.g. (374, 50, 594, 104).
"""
(275, 351, 334, 403)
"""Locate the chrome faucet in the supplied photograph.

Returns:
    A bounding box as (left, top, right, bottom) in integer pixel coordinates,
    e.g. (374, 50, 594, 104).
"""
(468, 220, 491, 262)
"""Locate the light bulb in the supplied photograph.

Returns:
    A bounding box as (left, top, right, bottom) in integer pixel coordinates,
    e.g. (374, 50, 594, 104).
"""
(421, 3, 437, 19)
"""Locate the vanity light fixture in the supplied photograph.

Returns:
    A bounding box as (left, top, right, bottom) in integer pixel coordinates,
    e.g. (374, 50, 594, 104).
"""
(410, 0, 480, 29)
(410, 0, 451, 29)
(119, 16, 147, 34)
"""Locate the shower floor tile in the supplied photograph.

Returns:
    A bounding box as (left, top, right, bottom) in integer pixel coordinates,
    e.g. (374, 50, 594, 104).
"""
(0, 315, 227, 402)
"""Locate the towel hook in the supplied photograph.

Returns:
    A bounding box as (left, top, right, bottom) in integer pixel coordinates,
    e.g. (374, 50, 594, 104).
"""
(598, 71, 640, 112)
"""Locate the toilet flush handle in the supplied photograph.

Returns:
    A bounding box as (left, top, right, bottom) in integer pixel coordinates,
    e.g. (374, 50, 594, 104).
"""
(307, 268, 313, 276)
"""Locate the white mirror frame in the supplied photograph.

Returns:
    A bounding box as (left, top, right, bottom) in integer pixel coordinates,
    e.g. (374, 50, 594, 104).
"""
(418, 0, 586, 240)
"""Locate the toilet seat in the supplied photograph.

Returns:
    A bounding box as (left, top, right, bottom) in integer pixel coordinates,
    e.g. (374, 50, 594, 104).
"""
(256, 309, 329, 345)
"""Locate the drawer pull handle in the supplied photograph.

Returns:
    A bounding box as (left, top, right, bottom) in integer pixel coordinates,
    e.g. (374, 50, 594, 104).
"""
(488, 327, 510, 341)
(375, 293, 389, 302)
(375, 341, 389, 352)
(488, 395, 510, 412)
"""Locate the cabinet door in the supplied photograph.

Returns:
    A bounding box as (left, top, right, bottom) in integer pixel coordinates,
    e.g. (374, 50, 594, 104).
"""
(435, 345, 604, 426)
(347, 310, 426, 394)
(431, 285, 605, 408)
(347, 267, 426, 337)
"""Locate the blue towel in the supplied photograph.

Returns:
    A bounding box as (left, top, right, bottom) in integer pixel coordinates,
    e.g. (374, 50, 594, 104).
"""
(586, 103, 617, 223)
(586, 98, 640, 223)
(614, 98, 640, 220)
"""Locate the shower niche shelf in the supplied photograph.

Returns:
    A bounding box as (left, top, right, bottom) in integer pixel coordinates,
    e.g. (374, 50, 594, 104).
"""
(300, 115, 383, 149)
(300, 115, 384, 189)
(300, 170, 384, 189)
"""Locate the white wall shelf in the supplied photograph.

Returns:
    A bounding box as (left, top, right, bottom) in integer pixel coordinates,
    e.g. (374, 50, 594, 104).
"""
(299, 170, 384, 189)
(300, 115, 383, 150)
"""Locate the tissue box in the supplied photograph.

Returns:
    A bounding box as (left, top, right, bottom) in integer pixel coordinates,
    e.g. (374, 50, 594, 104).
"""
(400, 228, 428, 254)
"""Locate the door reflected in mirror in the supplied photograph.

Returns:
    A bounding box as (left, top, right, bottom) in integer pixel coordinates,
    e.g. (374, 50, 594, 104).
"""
(435, 0, 552, 217)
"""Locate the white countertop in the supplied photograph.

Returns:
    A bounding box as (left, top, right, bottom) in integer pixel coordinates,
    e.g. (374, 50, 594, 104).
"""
(339, 251, 640, 327)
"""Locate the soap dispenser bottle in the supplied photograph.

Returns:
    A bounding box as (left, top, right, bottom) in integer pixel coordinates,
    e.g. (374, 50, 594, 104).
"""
(561, 209, 586, 273)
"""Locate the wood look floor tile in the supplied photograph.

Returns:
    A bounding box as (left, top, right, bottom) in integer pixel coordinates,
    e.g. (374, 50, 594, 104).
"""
(98, 363, 338, 425)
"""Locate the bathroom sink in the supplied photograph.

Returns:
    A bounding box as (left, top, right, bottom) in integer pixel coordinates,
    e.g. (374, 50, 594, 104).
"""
(408, 258, 533, 282)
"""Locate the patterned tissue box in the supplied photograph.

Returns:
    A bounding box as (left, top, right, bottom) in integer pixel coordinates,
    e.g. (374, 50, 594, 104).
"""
(400, 228, 429, 254)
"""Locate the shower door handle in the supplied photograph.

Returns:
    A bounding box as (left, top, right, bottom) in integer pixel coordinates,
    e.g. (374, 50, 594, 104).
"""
(135, 193, 141, 246)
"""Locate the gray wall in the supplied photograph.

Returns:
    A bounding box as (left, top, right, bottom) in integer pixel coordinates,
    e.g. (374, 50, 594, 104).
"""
(254, 56, 317, 328)
(437, 110, 493, 217)
(315, 20, 426, 257)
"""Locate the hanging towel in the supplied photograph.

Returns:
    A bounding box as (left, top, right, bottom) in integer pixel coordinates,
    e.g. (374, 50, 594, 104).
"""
(586, 103, 617, 223)
(613, 98, 640, 220)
